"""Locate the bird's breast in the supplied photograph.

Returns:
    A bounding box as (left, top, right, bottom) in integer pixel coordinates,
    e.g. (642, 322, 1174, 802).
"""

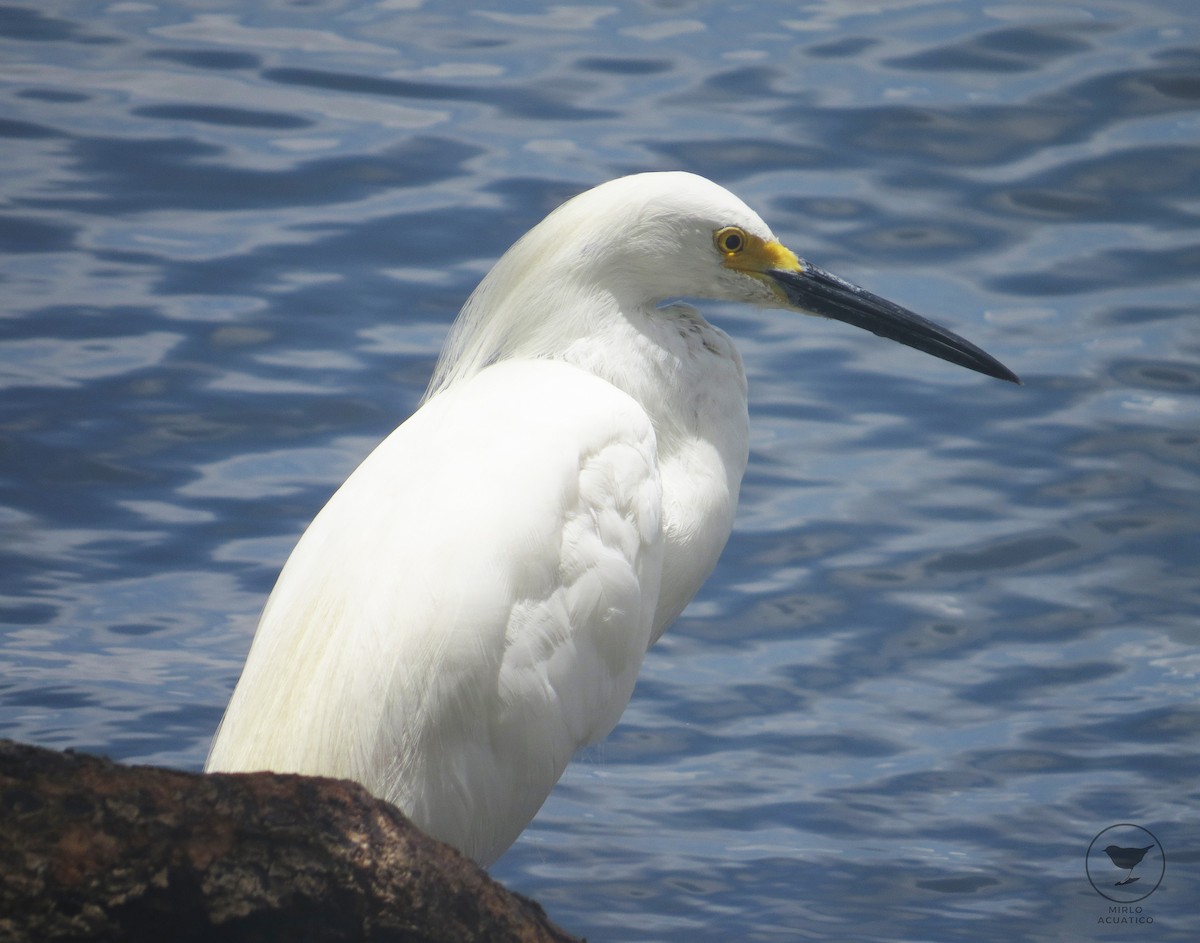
(587, 307, 751, 641)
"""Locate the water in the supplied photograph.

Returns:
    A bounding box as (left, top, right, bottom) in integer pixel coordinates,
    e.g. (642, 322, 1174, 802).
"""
(3, 2, 1199, 939)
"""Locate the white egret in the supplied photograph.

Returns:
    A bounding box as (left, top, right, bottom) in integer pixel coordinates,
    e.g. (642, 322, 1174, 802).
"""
(206, 172, 1017, 865)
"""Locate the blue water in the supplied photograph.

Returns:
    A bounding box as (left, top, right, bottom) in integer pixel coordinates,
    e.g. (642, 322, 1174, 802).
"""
(2, 2, 1198, 939)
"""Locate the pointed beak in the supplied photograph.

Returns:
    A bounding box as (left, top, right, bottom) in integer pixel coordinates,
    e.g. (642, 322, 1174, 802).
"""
(767, 262, 1020, 384)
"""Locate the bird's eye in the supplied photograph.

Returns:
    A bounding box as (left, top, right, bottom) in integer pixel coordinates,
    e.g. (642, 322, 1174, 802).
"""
(715, 227, 746, 256)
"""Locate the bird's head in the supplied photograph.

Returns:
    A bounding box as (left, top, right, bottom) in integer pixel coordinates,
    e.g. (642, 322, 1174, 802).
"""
(580, 172, 1019, 384)
(425, 171, 1018, 400)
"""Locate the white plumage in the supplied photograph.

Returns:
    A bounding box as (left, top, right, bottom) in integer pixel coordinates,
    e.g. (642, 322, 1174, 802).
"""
(206, 172, 1016, 865)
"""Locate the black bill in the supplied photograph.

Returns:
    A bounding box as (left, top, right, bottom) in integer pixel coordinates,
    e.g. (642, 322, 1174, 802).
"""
(769, 263, 1020, 384)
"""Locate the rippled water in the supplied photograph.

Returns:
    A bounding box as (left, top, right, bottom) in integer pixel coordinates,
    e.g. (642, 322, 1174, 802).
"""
(3, 2, 1199, 939)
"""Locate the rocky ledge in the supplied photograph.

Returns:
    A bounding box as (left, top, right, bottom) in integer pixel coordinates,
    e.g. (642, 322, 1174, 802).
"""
(0, 739, 582, 943)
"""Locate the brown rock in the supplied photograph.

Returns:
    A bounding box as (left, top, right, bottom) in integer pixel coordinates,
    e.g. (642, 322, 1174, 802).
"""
(0, 739, 582, 942)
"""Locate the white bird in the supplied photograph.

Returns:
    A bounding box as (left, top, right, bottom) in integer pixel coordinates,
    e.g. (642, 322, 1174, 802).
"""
(205, 172, 1017, 866)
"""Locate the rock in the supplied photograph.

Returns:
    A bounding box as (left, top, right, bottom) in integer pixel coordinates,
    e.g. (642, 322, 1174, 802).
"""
(0, 740, 582, 942)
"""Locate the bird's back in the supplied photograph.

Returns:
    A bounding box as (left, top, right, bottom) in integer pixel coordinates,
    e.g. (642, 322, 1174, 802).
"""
(206, 360, 665, 863)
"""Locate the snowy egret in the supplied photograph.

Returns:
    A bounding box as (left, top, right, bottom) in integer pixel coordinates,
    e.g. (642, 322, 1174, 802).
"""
(206, 172, 1017, 865)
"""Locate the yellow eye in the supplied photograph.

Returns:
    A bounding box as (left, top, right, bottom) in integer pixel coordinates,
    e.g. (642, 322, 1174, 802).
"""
(714, 226, 746, 256)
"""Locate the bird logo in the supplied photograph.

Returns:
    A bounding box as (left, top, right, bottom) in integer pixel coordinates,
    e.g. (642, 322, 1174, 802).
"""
(1103, 844, 1155, 887)
(1086, 824, 1165, 903)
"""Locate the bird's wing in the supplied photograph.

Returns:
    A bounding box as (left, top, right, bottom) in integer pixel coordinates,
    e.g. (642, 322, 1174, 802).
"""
(206, 359, 663, 863)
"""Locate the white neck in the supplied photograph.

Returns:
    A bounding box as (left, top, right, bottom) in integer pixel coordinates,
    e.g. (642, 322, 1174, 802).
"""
(425, 211, 752, 641)
(561, 301, 751, 639)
